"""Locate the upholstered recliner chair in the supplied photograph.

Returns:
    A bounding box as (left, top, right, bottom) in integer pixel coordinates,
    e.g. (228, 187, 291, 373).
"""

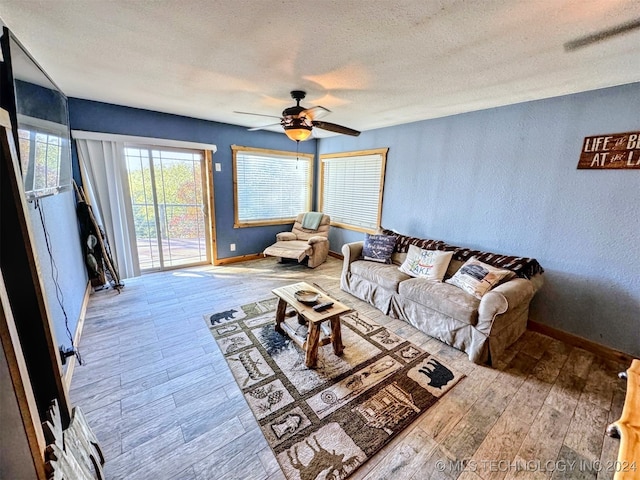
(263, 212, 331, 268)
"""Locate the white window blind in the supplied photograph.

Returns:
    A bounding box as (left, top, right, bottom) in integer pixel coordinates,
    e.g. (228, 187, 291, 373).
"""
(233, 146, 313, 226)
(320, 148, 388, 231)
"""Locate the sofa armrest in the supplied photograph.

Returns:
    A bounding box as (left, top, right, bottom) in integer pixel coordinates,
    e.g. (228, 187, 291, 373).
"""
(341, 241, 364, 277)
(276, 232, 297, 241)
(307, 239, 329, 268)
(476, 278, 535, 334)
(529, 273, 544, 293)
(308, 236, 328, 245)
(341, 241, 363, 265)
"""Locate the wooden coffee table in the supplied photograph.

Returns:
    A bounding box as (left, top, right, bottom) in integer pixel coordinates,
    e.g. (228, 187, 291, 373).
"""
(272, 282, 351, 368)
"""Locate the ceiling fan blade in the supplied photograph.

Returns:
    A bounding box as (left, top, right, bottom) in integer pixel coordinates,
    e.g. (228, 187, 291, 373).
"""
(564, 18, 640, 51)
(302, 106, 331, 120)
(248, 123, 282, 131)
(312, 121, 360, 137)
(234, 111, 282, 120)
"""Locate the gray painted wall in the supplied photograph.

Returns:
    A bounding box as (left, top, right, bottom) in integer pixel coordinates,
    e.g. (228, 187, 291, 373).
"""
(319, 82, 640, 358)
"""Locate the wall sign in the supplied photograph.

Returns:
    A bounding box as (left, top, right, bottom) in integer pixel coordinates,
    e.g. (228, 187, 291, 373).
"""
(577, 131, 640, 169)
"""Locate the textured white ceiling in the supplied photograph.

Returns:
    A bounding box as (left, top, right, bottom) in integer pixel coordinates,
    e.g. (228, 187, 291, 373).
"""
(0, 0, 639, 138)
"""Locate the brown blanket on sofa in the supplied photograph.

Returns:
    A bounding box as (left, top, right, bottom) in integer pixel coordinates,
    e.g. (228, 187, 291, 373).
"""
(381, 229, 544, 279)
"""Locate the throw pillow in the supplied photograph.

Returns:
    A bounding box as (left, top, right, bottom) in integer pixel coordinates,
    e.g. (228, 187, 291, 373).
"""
(446, 257, 515, 299)
(398, 244, 453, 281)
(362, 233, 396, 263)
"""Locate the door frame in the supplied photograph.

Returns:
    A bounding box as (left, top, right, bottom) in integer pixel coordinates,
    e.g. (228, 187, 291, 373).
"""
(124, 142, 215, 272)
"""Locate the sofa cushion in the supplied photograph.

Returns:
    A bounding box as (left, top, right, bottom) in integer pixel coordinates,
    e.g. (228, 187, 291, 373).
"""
(398, 244, 453, 281)
(398, 278, 480, 326)
(350, 260, 411, 292)
(362, 233, 396, 263)
(446, 256, 515, 299)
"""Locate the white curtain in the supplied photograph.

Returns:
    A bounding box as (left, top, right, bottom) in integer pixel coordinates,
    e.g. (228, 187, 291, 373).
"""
(75, 139, 140, 279)
(73, 131, 217, 279)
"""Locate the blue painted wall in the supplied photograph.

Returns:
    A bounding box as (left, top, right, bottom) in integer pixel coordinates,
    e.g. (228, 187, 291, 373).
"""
(66, 84, 640, 358)
(319, 82, 640, 358)
(68, 99, 316, 260)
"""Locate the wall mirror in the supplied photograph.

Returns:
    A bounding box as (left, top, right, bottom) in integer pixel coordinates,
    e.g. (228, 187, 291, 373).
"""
(1, 27, 72, 200)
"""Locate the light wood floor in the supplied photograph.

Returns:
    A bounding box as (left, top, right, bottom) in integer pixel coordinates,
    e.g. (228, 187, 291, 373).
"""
(69, 256, 629, 480)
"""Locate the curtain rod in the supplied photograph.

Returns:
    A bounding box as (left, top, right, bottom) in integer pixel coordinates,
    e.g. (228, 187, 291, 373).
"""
(71, 130, 217, 153)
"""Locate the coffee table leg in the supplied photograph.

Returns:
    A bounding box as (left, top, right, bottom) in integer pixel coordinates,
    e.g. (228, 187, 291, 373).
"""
(330, 316, 344, 356)
(305, 323, 321, 368)
(275, 298, 287, 334)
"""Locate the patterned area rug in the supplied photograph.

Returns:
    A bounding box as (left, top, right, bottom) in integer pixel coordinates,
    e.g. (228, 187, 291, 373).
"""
(204, 298, 464, 480)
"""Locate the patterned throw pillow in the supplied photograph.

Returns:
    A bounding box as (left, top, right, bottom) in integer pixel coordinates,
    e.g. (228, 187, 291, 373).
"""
(398, 244, 453, 281)
(445, 256, 515, 299)
(362, 233, 396, 263)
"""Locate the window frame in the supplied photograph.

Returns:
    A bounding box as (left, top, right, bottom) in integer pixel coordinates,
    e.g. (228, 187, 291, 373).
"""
(232, 145, 314, 228)
(123, 143, 211, 270)
(319, 147, 388, 233)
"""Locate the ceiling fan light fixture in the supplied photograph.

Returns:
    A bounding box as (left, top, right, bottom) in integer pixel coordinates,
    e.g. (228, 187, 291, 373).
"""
(284, 125, 312, 142)
(239, 90, 359, 140)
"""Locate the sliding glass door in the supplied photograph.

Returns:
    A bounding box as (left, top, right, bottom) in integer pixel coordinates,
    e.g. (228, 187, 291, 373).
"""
(124, 145, 209, 271)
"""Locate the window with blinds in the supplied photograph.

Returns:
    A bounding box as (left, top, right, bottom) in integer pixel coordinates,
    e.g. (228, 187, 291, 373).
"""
(232, 145, 314, 227)
(320, 148, 388, 232)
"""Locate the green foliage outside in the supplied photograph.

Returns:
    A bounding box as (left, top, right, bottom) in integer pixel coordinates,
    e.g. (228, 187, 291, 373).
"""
(127, 158, 204, 240)
(19, 131, 63, 191)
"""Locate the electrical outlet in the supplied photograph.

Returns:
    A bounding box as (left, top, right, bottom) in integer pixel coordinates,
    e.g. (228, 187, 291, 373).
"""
(230, 243, 236, 252)
(59, 345, 75, 365)
(215, 163, 221, 172)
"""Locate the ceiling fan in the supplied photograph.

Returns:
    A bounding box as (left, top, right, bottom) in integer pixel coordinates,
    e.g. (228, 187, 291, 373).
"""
(235, 90, 360, 142)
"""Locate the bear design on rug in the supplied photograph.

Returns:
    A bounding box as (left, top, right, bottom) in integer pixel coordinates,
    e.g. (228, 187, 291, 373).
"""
(419, 358, 455, 389)
(209, 309, 238, 325)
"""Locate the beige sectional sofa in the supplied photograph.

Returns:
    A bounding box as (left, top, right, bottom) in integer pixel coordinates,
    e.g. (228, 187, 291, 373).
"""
(341, 230, 544, 364)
